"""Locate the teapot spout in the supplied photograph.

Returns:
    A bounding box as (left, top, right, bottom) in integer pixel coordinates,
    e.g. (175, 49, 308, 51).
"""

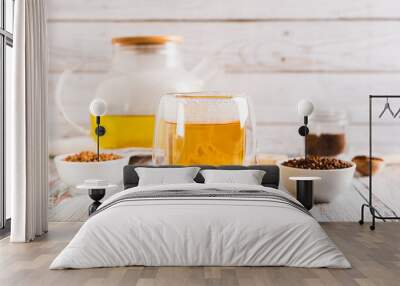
(191, 53, 221, 83)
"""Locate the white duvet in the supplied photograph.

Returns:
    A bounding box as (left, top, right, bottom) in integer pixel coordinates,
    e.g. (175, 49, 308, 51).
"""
(50, 183, 350, 269)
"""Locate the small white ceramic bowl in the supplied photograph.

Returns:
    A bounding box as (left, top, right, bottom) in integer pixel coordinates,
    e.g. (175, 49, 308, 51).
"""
(54, 153, 130, 186)
(278, 160, 355, 203)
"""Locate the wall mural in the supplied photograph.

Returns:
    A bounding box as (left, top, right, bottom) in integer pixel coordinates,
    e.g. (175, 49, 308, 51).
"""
(47, 1, 400, 222)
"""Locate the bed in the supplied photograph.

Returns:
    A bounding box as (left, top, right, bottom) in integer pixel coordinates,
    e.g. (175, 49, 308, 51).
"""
(50, 165, 350, 269)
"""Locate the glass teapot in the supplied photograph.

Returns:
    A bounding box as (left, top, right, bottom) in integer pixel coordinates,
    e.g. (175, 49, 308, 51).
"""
(56, 35, 216, 149)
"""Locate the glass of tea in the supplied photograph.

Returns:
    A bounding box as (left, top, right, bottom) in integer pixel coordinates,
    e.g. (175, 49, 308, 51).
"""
(153, 92, 256, 165)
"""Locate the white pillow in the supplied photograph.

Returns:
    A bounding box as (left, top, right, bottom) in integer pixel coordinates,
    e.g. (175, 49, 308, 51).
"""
(135, 167, 200, 186)
(200, 169, 266, 185)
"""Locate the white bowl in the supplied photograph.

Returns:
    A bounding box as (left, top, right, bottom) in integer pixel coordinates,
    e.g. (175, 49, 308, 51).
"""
(54, 153, 130, 186)
(278, 161, 355, 203)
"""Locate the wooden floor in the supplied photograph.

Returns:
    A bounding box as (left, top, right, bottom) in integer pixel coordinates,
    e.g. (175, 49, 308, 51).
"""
(0, 222, 399, 286)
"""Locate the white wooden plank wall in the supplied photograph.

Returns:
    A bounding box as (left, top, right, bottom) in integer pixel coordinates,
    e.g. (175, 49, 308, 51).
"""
(46, 0, 400, 154)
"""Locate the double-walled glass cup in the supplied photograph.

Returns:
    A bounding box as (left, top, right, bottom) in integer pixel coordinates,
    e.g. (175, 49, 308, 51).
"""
(153, 92, 256, 165)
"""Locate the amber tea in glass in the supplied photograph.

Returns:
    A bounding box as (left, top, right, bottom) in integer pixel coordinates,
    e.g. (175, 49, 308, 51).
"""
(153, 93, 256, 165)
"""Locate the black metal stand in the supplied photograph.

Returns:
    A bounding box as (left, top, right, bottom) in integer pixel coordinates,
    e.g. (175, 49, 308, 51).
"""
(298, 116, 310, 158)
(88, 188, 105, 215)
(359, 95, 400, 231)
(290, 177, 319, 210)
(95, 115, 106, 161)
(296, 181, 314, 210)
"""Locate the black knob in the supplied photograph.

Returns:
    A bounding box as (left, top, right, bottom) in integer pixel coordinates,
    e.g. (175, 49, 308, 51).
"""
(95, 126, 106, 136)
(298, 125, 309, 137)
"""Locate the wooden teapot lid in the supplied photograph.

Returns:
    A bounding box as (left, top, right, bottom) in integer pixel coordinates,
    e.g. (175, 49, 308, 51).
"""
(112, 35, 183, 46)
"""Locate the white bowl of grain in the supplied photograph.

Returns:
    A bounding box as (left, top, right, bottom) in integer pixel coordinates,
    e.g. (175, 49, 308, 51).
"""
(278, 158, 355, 203)
(54, 151, 130, 186)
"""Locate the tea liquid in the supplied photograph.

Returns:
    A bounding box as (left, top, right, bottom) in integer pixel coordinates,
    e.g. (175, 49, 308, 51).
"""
(90, 114, 155, 149)
(162, 120, 245, 165)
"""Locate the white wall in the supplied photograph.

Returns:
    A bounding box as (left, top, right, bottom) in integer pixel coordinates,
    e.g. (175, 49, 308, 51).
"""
(47, 0, 400, 155)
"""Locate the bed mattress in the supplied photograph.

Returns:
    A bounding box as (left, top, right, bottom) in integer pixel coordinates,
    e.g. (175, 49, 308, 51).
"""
(50, 183, 350, 269)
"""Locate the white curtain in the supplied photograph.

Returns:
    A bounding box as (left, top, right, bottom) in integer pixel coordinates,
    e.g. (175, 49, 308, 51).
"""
(8, 0, 48, 242)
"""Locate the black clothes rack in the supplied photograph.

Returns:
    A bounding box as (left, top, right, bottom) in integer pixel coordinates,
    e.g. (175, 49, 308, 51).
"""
(359, 95, 400, 230)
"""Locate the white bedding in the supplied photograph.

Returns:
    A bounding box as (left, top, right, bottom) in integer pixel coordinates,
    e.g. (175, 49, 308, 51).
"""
(50, 183, 350, 269)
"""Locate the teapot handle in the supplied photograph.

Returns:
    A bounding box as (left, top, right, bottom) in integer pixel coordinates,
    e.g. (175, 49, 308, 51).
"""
(55, 67, 91, 135)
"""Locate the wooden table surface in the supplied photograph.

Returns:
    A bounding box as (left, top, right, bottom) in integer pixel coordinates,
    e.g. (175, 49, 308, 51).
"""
(48, 160, 400, 223)
(311, 165, 400, 222)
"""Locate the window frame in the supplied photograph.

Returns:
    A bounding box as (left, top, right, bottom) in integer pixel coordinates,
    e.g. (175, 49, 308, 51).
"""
(0, 0, 14, 234)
